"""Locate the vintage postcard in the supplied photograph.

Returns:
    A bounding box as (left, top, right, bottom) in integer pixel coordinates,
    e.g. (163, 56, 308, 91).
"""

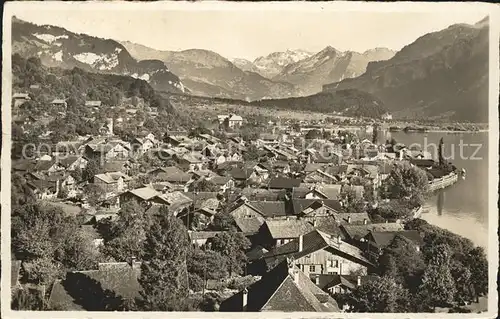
(1, 1, 499, 318)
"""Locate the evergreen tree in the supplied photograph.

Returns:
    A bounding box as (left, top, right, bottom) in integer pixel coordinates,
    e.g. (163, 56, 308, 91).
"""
(137, 213, 190, 311)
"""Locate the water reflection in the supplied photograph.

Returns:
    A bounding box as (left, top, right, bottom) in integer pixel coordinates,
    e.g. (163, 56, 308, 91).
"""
(436, 191, 444, 216)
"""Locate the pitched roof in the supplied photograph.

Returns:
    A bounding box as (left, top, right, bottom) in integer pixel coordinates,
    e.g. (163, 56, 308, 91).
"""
(264, 219, 315, 239)
(342, 223, 404, 241)
(292, 199, 342, 215)
(368, 230, 424, 248)
(220, 260, 339, 312)
(268, 177, 302, 189)
(94, 172, 130, 184)
(48, 265, 141, 310)
(248, 201, 288, 218)
(85, 100, 102, 107)
(241, 188, 286, 201)
(123, 187, 160, 201)
(263, 230, 373, 270)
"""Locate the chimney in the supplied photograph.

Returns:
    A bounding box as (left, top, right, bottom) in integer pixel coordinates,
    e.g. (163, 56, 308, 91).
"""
(357, 276, 361, 286)
(298, 235, 304, 252)
(242, 287, 248, 311)
(347, 216, 351, 223)
(315, 275, 320, 285)
(363, 218, 367, 225)
(337, 235, 342, 244)
(313, 219, 317, 227)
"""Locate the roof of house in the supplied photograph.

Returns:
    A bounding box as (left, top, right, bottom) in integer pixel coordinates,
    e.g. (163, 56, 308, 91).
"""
(246, 245, 270, 262)
(334, 212, 371, 225)
(268, 177, 302, 189)
(48, 265, 141, 310)
(368, 230, 424, 248)
(341, 223, 404, 241)
(52, 99, 66, 104)
(102, 161, 128, 173)
(227, 167, 253, 180)
(263, 219, 315, 239)
(241, 188, 286, 201)
(229, 115, 243, 121)
(248, 201, 288, 218)
(12, 160, 37, 172)
(123, 187, 160, 201)
(220, 259, 339, 312)
(263, 229, 373, 271)
(303, 163, 326, 173)
(94, 172, 130, 184)
(292, 199, 342, 215)
(207, 176, 232, 186)
(158, 191, 193, 209)
(234, 216, 264, 234)
(34, 160, 57, 172)
(410, 159, 436, 168)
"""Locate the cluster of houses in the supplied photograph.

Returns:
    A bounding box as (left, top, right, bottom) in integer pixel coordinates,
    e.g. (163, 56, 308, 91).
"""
(12, 107, 454, 312)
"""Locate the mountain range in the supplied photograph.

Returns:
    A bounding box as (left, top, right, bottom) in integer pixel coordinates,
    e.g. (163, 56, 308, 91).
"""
(323, 18, 489, 122)
(11, 16, 489, 121)
(11, 17, 186, 94)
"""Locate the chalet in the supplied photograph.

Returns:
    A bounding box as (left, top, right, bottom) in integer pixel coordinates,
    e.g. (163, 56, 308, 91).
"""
(259, 219, 315, 249)
(197, 133, 221, 145)
(262, 230, 374, 276)
(292, 199, 342, 219)
(93, 172, 131, 197)
(85, 142, 130, 161)
(51, 99, 67, 109)
(120, 187, 160, 206)
(184, 191, 220, 222)
(58, 155, 88, 172)
(131, 137, 156, 155)
(176, 153, 205, 171)
(147, 167, 192, 187)
(293, 185, 342, 200)
(13, 93, 31, 108)
(33, 159, 64, 175)
(228, 115, 243, 128)
(27, 179, 59, 199)
(220, 258, 339, 312)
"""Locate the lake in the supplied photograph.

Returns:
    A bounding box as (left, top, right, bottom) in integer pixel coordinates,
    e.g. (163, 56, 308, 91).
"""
(388, 131, 489, 249)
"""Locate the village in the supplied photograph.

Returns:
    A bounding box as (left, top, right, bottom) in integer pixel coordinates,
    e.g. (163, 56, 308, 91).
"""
(10, 84, 486, 314)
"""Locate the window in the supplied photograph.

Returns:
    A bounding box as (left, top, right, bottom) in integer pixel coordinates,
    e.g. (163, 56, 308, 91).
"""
(328, 272, 338, 275)
(309, 265, 316, 272)
(329, 260, 339, 267)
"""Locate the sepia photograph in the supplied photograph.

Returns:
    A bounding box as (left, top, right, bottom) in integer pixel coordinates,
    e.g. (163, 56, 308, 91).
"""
(1, 1, 498, 318)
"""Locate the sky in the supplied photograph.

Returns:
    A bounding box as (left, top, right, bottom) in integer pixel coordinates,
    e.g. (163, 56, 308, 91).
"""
(12, 4, 488, 61)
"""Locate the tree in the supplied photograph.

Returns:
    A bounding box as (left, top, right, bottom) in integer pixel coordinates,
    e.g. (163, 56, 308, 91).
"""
(419, 244, 456, 308)
(102, 201, 149, 261)
(242, 144, 260, 161)
(210, 212, 237, 231)
(378, 235, 425, 292)
(22, 257, 63, 286)
(383, 161, 429, 205)
(83, 184, 104, 206)
(305, 129, 322, 140)
(82, 159, 101, 182)
(187, 247, 229, 292)
(463, 247, 488, 300)
(211, 231, 251, 275)
(137, 213, 190, 311)
(346, 276, 410, 312)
